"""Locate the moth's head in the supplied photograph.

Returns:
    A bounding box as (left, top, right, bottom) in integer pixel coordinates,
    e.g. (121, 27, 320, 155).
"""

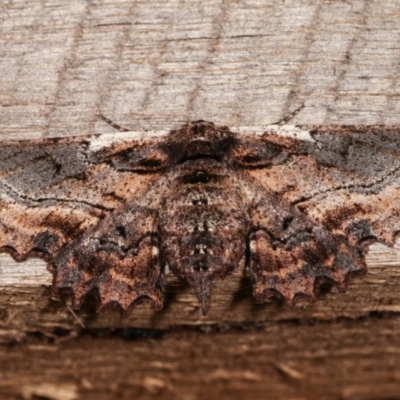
(171, 121, 234, 163)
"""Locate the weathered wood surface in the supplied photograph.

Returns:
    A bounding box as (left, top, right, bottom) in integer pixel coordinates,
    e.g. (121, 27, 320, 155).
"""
(1, 0, 400, 399)
(2, 316, 400, 400)
(1, 243, 400, 342)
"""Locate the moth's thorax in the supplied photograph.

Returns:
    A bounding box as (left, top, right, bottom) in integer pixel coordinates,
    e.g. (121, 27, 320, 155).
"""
(158, 149, 249, 313)
(170, 121, 234, 164)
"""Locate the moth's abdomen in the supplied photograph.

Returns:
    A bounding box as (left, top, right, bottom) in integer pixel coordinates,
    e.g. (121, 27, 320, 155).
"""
(158, 160, 249, 314)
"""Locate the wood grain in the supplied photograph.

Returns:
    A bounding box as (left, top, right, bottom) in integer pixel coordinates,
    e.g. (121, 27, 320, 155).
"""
(1, 0, 400, 399)
(3, 317, 400, 400)
(1, 242, 400, 341)
(2, 0, 400, 141)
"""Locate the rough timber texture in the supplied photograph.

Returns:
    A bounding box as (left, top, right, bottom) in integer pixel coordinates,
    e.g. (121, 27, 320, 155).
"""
(1, 1, 400, 399)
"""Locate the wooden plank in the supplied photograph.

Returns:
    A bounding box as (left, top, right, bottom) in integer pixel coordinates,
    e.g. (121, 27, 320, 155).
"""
(1, 316, 400, 399)
(1, 1, 400, 398)
(1, 242, 400, 343)
(2, 0, 400, 142)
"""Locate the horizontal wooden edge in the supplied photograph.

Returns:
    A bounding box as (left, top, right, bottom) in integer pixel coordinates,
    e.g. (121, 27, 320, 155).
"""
(0, 241, 400, 342)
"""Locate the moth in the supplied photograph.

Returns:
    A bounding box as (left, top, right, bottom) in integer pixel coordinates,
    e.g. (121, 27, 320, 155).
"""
(1, 118, 399, 315)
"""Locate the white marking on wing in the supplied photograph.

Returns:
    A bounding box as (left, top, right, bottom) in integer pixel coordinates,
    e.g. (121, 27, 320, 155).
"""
(89, 130, 170, 152)
(230, 125, 315, 142)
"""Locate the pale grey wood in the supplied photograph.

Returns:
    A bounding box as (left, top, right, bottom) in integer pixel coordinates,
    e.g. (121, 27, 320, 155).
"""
(1, 0, 400, 337)
(1, 0, 400, 141)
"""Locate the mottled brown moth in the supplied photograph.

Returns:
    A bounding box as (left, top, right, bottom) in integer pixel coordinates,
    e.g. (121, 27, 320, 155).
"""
(1, 120, 399, 315)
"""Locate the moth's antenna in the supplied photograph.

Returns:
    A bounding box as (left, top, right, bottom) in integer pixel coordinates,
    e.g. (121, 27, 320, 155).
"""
(273, 103, 305, 125)
(96, 113, 131, 132)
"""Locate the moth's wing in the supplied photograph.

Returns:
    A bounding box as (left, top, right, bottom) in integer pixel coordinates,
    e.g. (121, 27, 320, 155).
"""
(231, 125, 400, 303)
(0, 132, 170, 313)
(52, 186, 167, 315)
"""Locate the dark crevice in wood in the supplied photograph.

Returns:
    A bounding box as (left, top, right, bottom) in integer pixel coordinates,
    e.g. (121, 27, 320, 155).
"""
(4, 309, 399, 346)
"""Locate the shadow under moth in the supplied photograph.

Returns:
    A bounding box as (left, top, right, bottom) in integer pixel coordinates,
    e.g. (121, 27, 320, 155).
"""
(0, 120, 399, 315)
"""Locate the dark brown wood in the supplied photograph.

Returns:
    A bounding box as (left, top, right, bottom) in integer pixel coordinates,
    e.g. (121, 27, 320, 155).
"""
(1, 316, 400, 400)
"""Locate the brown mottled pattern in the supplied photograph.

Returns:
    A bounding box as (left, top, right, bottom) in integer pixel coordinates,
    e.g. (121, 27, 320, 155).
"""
(0, 122, 399, 316)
